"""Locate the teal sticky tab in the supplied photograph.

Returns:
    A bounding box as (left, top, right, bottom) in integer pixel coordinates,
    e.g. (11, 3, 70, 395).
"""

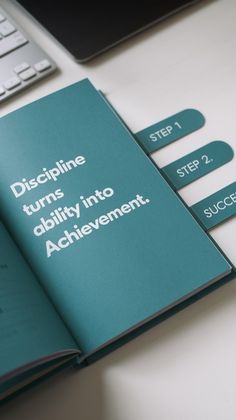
(135, 109, 205, 153)
(162, 141, 234, 189)
(191, 182, 236, 230)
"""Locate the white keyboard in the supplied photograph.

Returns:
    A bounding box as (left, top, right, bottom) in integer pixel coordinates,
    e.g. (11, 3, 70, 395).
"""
(0, 7, 57, 102)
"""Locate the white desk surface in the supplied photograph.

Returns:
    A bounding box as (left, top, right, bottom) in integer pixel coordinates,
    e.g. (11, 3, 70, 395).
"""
(1, 0, 236, 419)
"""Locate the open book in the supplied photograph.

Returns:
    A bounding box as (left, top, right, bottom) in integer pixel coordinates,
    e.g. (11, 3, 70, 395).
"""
(0, 79, 233, 401)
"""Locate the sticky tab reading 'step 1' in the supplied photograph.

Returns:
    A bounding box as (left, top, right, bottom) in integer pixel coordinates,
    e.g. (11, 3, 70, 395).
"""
(135, 109, 205, 153)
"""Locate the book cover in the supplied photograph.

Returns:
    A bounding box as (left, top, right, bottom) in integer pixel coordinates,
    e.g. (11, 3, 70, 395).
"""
(0, 79, 232, 399)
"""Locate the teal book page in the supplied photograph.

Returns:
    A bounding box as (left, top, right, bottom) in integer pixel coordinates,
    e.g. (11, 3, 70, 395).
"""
(0, 79, 231, 355)
(0, 222, 78, 385)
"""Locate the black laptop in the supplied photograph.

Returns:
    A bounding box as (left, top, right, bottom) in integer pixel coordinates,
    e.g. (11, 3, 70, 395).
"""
(17, 1, 201, 62)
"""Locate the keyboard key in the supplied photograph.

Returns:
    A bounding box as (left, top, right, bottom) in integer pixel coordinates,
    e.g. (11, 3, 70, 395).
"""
(0, 20, 16, 37)
(19, 67, 36, 81)
(0, 86, 6, 96)
(0, 7, 56, 102)
(34, 59, 51, 72)
(0, 13, 5, 23)
(0, 31, 28, 57)
(4, 76, 21, 90)
(14, 62, 30, 74)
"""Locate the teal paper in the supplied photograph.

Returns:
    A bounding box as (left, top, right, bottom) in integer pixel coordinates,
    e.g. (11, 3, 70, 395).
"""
(0, 80, 231, 354)
(135, 109, 205, 153)
(162, 141, 233, 189)
(0, 222, 77, 381)
(191, 182, 236, 229)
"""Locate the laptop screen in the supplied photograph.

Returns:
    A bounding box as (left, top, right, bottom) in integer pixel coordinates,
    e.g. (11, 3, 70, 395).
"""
(17, 1, 200, 62)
